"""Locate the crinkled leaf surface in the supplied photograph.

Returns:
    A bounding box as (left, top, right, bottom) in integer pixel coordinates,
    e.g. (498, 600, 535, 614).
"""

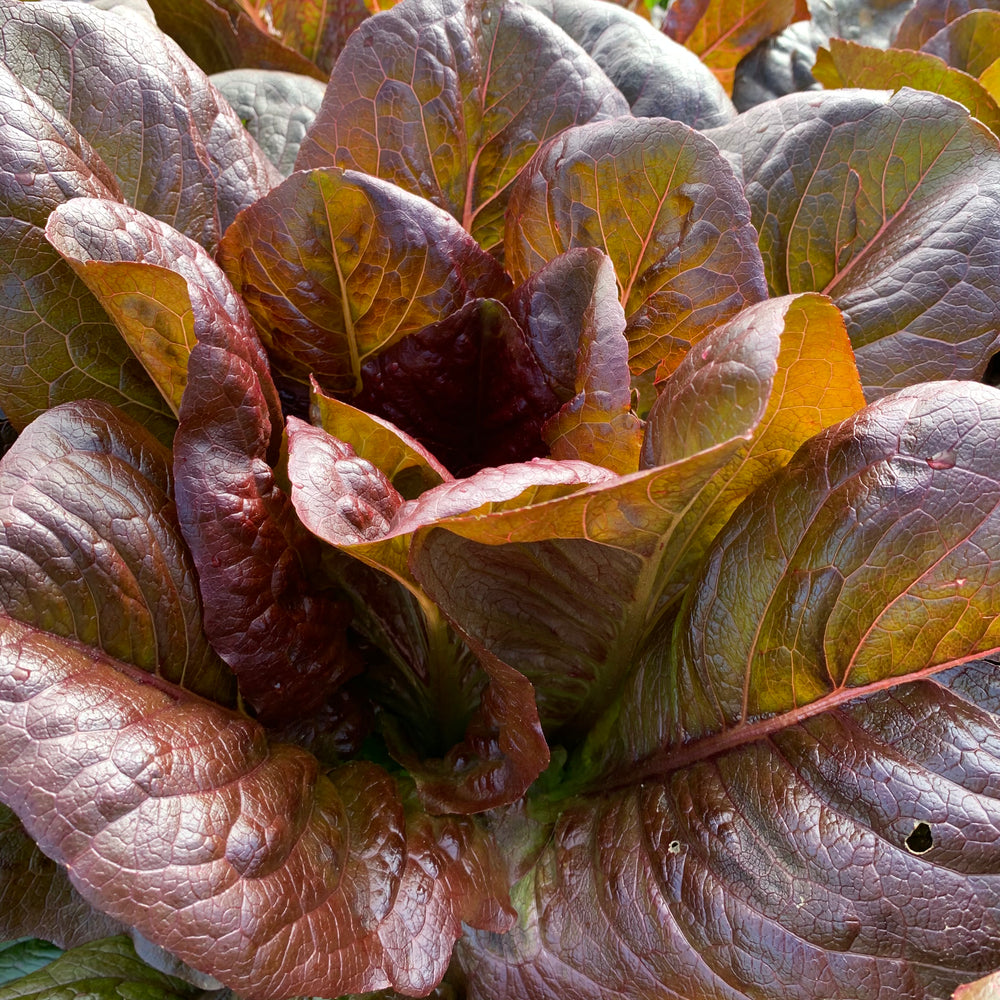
(0, 0, 279, 250)
(663, 0, 806, 93)
(812, 39, 1000, 136)
(310, 378, 452, 498)
(0, 805, 123, 950)
(143, 0, 326, 78)
(459, 660, 1000, 1000)
(0, 66, 174, 443)
(0, 937, 198, 1000)
(0, 399, 234, 705)
(0, 616, 514, 998)
(46, 197, 353, 721)
(210, 68, 327, 176)
(921, 9, 1000, 75)
(459, 382, 1000, 999)
(294, 0, 629, 256)
(505, 115, 768, 375)
(353, 298, 563, 475)
(517, 250, 642, 473)
(895, 0, 1000, 49)
(525, 0, 735, 127)
(411, 294, 863, 735)
(217, 166, 510, 395)
(707, 87, 1000, 399)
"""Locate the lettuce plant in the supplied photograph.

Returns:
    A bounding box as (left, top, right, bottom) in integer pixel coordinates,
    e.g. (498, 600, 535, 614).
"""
(5, 0, 1000, 997)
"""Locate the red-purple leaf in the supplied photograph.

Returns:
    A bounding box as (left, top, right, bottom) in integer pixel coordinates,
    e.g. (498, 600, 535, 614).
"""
(294, 0, 629, 256)
(505, 116, 768, 375)
(0, 66, 174, 442)
(0, 0, 280, 250)
(217, 167, 510, 395)
(354, 298, 563, 476)
(411, 294, 862, 735)
(895, 0, 1000, 49)
(0, 616, 514, 998)
(459, 661, 1000, 999)
(0, 399, 234, 705)
(706, 87, 1000, 399)
(45, 197, 355, 722)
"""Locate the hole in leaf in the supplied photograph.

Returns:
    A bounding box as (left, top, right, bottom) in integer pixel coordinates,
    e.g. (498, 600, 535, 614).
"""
(905, 821, 933, 855)
(983, 351, 1000, 387)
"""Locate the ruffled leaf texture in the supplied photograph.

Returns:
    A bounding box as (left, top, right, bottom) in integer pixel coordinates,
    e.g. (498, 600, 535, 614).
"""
(0, 616, 514, 999)
(0, 0, 280, 252)
(457, 382, 1000, 998)
(46, 196, 353, 722)
(294, 0, 630, 256)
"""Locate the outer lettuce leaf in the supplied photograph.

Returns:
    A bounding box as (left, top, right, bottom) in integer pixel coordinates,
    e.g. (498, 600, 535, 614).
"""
(459, 661, 1000, 999)
(411, 294, 863, 735)
(210, 68, 327, 177)
(0, 937, 199, 1000)
(294, 0, 630, 256)
(663, 0, 808, 92)
(0, 66, 174, 442)
(143, 0, 327, 79)
(0, 806, 123, 950)
(894, 0, 1000, 49)
(0, 0, 280, 250)
(0, 616, 514, 999)
(812, 39, 1000, 137)
(706, 88, 1000, 399)
(267, 0, 371, 74)
(45, 196, 354, 722)
(216, 167, 511, 395)
(0, 399, 234, 705)
(921, 10, 1000, 75)
(525, 0, 735, 127)
(505, 116, 768, 375)
(0, 940, 60, 988)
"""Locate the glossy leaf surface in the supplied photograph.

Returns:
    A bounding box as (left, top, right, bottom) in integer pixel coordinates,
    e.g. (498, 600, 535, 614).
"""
(526, 0, 735, 126)
(411, 294, 863, 735)
(0, 66, 174, 442)
(46, 197, 354, 721)
(459, 661, 1000, 999)
(217, 167, 510, 395)
(707, 87, 1000, 398)
(0, 617, 514, 998)
(0, 399, 233, 704)
(0, 0, 280, 249)
(294, 0, 629, 255)
(505, 116, 768, 374)
(354, 298, 562, 475)
(812, 39, 1000, 136)
(0, 940, 60, 988)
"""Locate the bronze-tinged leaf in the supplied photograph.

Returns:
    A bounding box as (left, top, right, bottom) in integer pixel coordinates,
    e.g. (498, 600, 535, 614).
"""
(0, 616, 514, 998)
(144, 0, 327, 79)
(46, 197, 354, 722)
(921, 9, 1000, 76)
(895, 0, 1000, 49)
(410, 294, 863, 737)
(812, 39, 1000, 136)
(707, 87, 1000, 399)
(505, 116, 768, 376)
(0, 66, 174, 443)
(294, 0, 629, 256)
(458, 660, 1000, 999)
(217, 167, 511, 396)
(0, 399, 234, 705)
(663, 0, 806, 93)
(0, 0, 280, 250)
(268, 0, 371, 74)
